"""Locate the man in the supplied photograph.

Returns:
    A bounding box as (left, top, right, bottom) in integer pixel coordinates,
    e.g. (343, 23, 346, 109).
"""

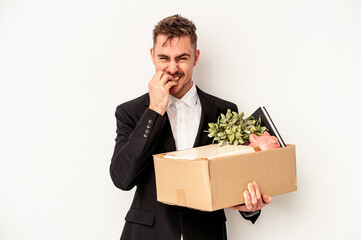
(110, 15, 272, 240)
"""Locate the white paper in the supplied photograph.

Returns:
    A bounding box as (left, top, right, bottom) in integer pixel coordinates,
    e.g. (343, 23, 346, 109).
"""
(164, 144, 255, 160)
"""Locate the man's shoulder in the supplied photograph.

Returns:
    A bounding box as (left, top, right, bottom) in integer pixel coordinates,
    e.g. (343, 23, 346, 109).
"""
(197, 87, 238, 112)
(116, 93, 149, 111)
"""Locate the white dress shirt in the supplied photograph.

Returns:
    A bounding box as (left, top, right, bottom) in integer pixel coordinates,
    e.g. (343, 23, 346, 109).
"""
(167, 83, 202, 151)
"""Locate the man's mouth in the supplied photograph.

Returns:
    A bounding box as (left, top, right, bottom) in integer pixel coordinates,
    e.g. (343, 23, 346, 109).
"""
(173, 76, 181, 81)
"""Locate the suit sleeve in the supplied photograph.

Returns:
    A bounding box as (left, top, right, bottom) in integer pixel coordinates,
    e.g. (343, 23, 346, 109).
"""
(239, 210, 261, 224)
(110, 105, 166, 191)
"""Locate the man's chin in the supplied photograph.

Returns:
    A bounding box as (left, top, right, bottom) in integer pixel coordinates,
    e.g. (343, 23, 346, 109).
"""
(170, 79, 193, 98)
(169, 87, 179, 96)
(170, 84, 187, 98)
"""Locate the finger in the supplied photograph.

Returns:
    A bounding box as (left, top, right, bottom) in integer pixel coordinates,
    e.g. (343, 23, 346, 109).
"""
(165, 80, 178, 90)
(160, 72, 174, 84)
(253, 181, 262, 206)
(248, 183, 257, 209)
(243, 191, 253, 211)
(262, 194, 272, 204)
(228, 205, 242, 211)
(229, 205, 246, 211)
(156, 70, 165, 78)
(149, 72, 165, 91)
(151, 70, 165, 83)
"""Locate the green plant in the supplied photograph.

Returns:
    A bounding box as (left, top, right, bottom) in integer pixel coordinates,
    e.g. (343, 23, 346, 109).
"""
(206, 109, 268, 146)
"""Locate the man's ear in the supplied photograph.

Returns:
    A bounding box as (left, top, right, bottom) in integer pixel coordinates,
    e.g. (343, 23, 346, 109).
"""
(150, 48, 155, 64)
(193, 49, 200, 66)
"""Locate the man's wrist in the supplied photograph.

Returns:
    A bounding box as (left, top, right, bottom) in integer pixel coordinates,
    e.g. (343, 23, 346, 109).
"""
(149, 105, 166, 116)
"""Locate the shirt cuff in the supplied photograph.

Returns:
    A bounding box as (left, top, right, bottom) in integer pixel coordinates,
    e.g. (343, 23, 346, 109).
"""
(240, 210, 260, 217)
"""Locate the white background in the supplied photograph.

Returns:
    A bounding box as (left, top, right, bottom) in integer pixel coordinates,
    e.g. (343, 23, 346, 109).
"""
(1, 0, 361, 239)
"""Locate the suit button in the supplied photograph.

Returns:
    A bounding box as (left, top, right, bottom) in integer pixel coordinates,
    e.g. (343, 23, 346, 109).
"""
(145, 129, 150, 134)
(143, 133, 148, 138)
(146, 124, 151, 129)
(148, 119, 153, 124)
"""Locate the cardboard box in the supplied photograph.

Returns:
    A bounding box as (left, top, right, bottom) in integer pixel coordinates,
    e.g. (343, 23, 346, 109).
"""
(153, 144, 297, 212)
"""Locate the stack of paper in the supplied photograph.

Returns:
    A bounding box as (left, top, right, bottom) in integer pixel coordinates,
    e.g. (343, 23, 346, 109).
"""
(164, 144, 255, 160)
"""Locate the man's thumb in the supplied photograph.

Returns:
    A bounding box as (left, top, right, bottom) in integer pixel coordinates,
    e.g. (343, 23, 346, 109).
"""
(262, 194, 272, 204)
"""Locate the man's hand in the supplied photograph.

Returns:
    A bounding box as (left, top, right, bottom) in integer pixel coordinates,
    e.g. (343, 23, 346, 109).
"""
(228, 181, 272, 212)
(148, 71, 178, 115)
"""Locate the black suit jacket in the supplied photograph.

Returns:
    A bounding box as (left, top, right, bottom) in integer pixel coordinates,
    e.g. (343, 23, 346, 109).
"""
(110, 87, 260, 240)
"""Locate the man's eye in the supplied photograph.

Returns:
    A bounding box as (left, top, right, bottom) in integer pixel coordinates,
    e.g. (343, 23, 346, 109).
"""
(178, 57, 188, 61)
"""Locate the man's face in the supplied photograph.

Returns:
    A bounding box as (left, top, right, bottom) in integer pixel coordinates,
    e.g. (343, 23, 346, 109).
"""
(151, 35, 200, 99)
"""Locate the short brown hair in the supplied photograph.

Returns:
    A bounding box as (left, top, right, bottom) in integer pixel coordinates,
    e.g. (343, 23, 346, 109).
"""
(153, 14, 198, 50)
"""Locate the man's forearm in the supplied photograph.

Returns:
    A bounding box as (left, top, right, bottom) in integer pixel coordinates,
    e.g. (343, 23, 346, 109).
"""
(110, 106, 166, 190)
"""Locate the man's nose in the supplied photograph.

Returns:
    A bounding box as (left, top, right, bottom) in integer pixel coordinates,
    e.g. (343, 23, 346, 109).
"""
(166, 60, 178, 75)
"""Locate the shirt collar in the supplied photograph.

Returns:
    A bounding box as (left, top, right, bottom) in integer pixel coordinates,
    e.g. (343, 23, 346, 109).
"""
(167, 83, 199, 109)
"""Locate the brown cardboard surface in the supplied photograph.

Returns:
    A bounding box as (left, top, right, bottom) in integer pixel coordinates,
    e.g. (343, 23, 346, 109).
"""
(153, 144, 297, 212)
(153, 157, 213, 210)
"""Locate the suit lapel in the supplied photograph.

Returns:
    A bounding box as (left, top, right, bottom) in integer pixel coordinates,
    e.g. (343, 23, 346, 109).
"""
(162, 113, 177, 152)
(193, 87, 218, 147)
